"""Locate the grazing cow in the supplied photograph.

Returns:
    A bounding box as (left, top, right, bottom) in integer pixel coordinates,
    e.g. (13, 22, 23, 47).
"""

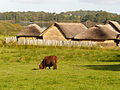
(39, 56, 57, 70)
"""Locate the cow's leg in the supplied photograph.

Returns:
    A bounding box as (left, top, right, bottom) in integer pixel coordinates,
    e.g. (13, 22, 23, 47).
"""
(53, 64, 57, 70)
(49, 66, 50, 69)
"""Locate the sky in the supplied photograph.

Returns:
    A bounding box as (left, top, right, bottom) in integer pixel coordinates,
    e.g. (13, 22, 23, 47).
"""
(1, 0, 120, 14)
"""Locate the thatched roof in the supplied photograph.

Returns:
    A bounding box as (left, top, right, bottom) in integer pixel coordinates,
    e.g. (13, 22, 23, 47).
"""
(42, 22, 87, 39)
(17, 24, 43, 36)
(74, 24, 120, 40)
(107, 20, 120, 33)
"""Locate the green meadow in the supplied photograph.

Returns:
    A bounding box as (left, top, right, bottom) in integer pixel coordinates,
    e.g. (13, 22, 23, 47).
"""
(0, 22, 23, 35)
(0, 40, 120, 90)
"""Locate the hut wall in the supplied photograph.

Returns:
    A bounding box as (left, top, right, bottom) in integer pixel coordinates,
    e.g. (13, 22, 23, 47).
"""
(80, 40, 114, 43)
(103, 40, 114, 43)
(43, 26, 67, 41)
(19, 37, 36, 40)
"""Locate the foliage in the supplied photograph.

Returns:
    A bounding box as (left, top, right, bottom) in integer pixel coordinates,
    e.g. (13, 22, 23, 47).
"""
(0, 44, 120, 90)
(0, 10, 119, 25)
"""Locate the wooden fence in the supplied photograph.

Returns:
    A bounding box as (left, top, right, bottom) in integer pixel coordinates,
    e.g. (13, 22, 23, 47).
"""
(6, 37, 17, 43)
(5, 37, 97, 47)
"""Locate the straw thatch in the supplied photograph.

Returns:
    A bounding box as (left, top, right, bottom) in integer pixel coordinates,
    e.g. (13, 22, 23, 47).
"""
(74, 24, 120, 40)
(42, 22, 87, 39)
(107, 20, 120, 33)
(17, 24, 43, 36)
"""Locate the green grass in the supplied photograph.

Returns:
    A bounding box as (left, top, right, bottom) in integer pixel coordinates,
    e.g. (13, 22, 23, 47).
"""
(0, 45, 120, 90)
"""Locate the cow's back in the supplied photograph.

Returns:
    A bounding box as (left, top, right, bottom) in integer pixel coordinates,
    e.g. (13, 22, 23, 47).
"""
(43, 56, 57, 65)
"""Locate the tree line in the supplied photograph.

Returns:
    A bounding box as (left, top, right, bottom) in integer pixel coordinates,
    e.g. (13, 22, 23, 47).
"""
(0, 10, 120, 25)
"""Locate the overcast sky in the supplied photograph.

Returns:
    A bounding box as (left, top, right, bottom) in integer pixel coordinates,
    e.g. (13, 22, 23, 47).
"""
(1, 0, 120, 14)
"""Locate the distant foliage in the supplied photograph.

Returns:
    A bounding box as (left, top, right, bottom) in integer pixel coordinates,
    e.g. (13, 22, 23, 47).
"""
(82, 20, 96, 28)
(0, 10, 119, 24)
(0, 22, 23, 35)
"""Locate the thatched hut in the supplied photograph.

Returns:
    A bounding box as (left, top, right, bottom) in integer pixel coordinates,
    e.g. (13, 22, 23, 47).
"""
(17, 24, 43, 40)
(74, 24, 120, 45)
(41, 22, 87, 41)
(107, 20, 120, 33)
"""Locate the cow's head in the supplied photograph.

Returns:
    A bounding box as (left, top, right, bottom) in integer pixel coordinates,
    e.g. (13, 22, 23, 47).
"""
(39, 64, 44, 69)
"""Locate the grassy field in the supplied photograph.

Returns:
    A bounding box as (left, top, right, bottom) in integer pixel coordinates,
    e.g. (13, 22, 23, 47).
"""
(0, 22, 23, 36)
(0, 44, 120, 90)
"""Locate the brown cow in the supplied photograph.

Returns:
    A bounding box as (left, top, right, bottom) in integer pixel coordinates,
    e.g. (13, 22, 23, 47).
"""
(39, 56, 57, 70)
